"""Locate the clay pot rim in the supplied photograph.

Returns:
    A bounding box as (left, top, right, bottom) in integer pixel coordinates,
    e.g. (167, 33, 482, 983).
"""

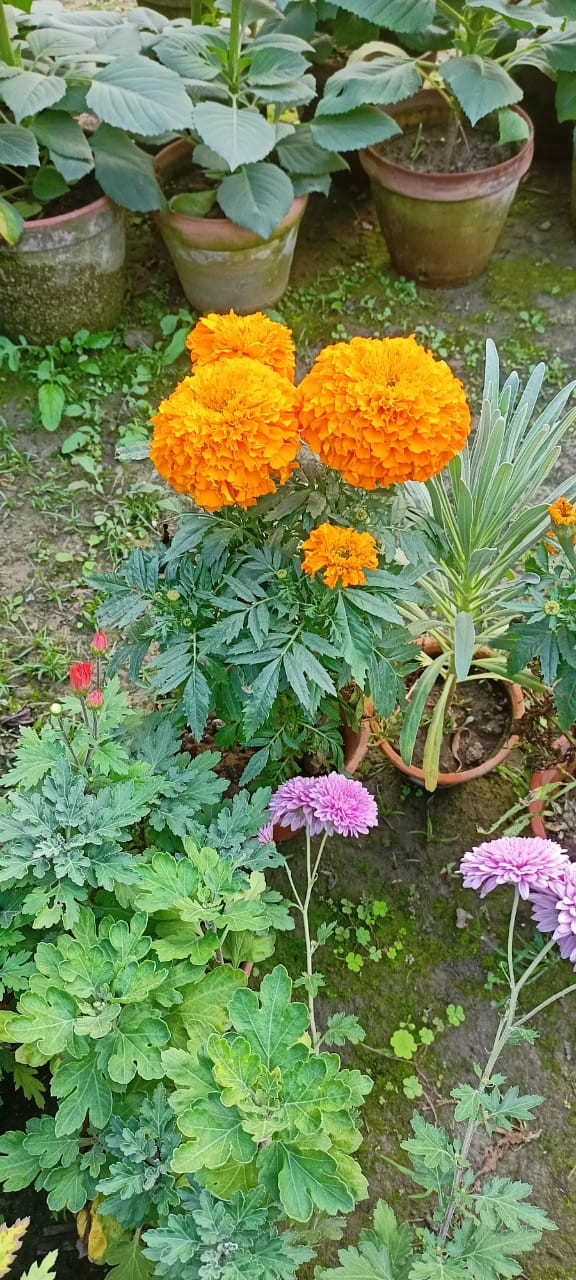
(373, 639, 525, 788)
(359, 92, 534, 200)
(20, 189, 111, 232)
(529, 756, 576, 839)
(154, 139, 308, 243)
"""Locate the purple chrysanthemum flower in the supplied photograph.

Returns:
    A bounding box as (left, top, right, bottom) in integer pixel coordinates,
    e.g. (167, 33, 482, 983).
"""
(459, 836, 569, 899)
(532, 865, 576, 967)
(268, 776, 324, 835)
(257, 820, 275, 846)
(310, 772, 378, 838)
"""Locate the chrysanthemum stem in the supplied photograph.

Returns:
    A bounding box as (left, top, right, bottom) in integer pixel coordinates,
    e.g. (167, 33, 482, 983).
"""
(507, 888, 519, 985)
(513, 981, 576, 1029)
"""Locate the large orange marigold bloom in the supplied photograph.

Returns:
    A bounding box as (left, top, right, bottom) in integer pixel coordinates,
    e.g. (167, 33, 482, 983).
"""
(186, 311, 296, 382)
(301, 523, 379, 588)
(150, 356, 301, 510)
(298, 335, 470, 489)
(548, 497, 576, 527)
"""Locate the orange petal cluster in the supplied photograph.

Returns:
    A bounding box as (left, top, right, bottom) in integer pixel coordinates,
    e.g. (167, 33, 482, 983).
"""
(301, 523, 379, 588)
(548, 497, 576, 527)
(150, 356, 301, 510)
(298, 335, 470, 489)
(186, 310, 296, 381)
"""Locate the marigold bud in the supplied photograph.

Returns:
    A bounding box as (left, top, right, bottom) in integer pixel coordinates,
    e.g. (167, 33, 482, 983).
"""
(69, 661, 93, 692)
(544, 600, 561, 615)
(50, 702, 62, 715)
(91, 631, 108, 652)
(276, 569, 288, 580)
(166, 589, 180, 602)
(87, 689, 104, 708)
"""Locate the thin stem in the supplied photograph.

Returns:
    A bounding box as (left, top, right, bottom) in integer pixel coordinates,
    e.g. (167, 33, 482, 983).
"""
(513, 980, 576, 1029)
(507, 888, 520, 986)
(227, 0, 243, 94)
(284, 828, 328, 1055)
(190, 0, 202, 21)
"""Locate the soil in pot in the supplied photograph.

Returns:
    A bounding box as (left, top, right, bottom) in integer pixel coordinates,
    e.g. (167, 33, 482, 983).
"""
(182, 714, 256, 794)
(3, 173, 103, 221)
(377, 119, 516, 175)
(393, 678, 511, 773)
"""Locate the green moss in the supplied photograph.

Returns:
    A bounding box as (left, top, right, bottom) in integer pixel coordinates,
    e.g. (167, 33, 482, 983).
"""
(485, 253, 576, 308)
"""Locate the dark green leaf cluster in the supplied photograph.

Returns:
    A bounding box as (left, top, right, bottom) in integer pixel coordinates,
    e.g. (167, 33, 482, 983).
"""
(502, 541, 576, 730)
(93, 514, 419, 786)
(166, 965, 372, 1219)
(142, 1186, 315, 1280)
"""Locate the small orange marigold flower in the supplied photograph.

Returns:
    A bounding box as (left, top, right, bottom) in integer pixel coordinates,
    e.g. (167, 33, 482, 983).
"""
(548, 497, 576, 527)
(150, 356, 301, 511)
(298, 335, 470, 489)
(186, 311, 296, 382)
(301, 523, 379, 588)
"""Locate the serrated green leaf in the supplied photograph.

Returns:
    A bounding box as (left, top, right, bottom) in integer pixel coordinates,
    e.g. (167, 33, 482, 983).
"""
(442, 56, 522, 126)
(193, 102, 275, 170)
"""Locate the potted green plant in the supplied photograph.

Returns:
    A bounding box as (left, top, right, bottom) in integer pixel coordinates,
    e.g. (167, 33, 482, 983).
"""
(0, 2, 191, 340)
(147, 0, 400, 311)
(91, 313, 473, 786)
(376, 343, 576, 791)
(313, 0, 576, 283)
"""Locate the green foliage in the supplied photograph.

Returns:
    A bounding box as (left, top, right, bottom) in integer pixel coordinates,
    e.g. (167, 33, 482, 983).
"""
(0, 7, 193, 238)
(142, 1187, 315, 1280)
(167, 965, 371, 1220)
(93, 501, 419, 787)
(502, 537, 576, 730)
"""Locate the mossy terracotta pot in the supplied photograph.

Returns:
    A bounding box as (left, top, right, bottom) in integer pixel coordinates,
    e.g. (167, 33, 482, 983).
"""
(272, 700, 373, 843)
(0, 193, 125, 343)
(359, 92, 534, 286)
(372, 639, 525, 789)
(154, 140, 307, 314)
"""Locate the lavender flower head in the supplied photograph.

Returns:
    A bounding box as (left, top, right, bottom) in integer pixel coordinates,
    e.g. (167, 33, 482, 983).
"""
(265, 772, 378, 839)
(268, 776, 325, 835)
(310, 772, 378, 837)
(460, 836, 569, 900)
(532, 864, 576, 967)
(257, 820, 275, 846)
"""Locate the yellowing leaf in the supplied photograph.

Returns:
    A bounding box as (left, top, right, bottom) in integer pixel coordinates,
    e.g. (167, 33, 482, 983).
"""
(0, 1218, 29, 1278)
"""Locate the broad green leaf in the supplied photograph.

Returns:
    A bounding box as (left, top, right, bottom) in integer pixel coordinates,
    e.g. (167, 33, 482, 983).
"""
(7, 988, 76, 1057)
(52, 1056, 113, 1136)
(172, 1097, 257, 1171)
(474, 1177, 555, 1233)
(0, 70, 66, 123)
(320, 57, 420, 115)
(34, 112, 94, 183)
(178, 966, 247, 1056)
(218, 162, 294, 239)
(42, 1162, 90, 1212)
(193, 102, 275, 170)
(442, 56, 522, 126)
(0, 1132, 41, 1191)
(555, 69, 576, 121)
(87, 56, 194, 136)
(0, 123, 39, 167)
(32, 166, 68, 204)
(310, 106, 399, 151)
(243, 658, 281, 737)
(38, 382, 66, 432)
(276, 126, 348, 174)
(0, 196, 23, 244)
(247, 46, 310, 85)
(335, 0, 435, 30)
(498, 107, 530, 144)
(22, 1254, 58, 1280)
(170, 190, 216, 216)
(104, 1236, 153, 1280)
(264, 1143, 354, 1221)
(92, 124, 166, 212)
(105, 1009, 170, 1084)
(208, 1034, 264, 1109)
(228, 965, 309, 1069)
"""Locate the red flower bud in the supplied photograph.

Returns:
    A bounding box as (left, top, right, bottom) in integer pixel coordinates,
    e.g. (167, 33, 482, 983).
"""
(91, 631, 108, 653)
(87, 689, 104, 708)
(69, 661, 93, 692)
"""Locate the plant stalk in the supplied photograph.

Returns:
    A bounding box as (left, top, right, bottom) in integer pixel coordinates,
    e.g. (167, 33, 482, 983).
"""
(0, 1, 18, 65)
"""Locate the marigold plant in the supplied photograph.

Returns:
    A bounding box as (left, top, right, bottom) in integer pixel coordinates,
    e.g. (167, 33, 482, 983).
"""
(298, 335, 470, 489)
(301, 524, 379, 588)
(150, 356, 301, 510)
(186, 311, 296, 382)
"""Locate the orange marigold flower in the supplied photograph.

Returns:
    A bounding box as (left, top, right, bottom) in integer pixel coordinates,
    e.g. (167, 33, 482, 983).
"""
(150, 356, 300, 511)
(301, 523, 379, 588)
(186, 311, 296, 381)
(298, 335, 470, 489)
(548, 497, 576, 527)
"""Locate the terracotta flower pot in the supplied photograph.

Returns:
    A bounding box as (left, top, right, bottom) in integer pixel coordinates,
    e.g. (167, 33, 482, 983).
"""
(272, 700, 373, 842)
(359, 91, 534, 286)
(154, 140, 308, 314)
(373, 640, 525, 789)
(0, 192, 125, 343)
(529, 742, 576, 839)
